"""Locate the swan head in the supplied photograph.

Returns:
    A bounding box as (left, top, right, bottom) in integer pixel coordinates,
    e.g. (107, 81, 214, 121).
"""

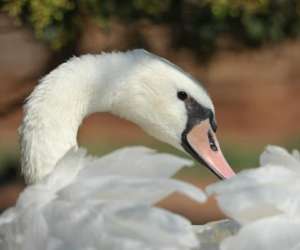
(111, 50, 235, 179)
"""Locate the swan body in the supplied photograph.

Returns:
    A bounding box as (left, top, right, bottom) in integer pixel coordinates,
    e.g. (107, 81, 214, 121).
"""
(0, 147, 205, 250)
(207, 146, 300, 250)
(0, 50, 235, 249)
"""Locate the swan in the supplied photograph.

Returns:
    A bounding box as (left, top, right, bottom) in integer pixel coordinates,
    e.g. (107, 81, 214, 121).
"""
(207, 146, 300, 250)
(0, 49, 235, 250)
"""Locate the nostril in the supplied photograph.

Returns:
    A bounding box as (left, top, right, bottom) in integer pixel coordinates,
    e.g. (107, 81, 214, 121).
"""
(208, 130, 218, 152)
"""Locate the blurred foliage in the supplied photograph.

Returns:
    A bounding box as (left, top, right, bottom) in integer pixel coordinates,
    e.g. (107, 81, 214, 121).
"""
(2, 0, 300, 51)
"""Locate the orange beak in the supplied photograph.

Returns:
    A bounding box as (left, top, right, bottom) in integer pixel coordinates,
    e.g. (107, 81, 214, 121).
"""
(182, 119, 235, 179)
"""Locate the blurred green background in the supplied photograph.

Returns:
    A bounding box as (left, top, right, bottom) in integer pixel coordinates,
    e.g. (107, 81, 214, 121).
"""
(0, 0, 300, 221)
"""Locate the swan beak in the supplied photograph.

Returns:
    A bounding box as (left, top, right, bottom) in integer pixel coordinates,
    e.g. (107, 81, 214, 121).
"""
(183, 119, 235, 180)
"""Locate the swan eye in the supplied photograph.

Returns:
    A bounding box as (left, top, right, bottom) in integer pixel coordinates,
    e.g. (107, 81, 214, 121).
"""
(177, 91, 188, 101)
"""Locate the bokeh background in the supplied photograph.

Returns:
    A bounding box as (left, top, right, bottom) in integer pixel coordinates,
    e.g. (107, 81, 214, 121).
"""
(1, 0, 300, 223)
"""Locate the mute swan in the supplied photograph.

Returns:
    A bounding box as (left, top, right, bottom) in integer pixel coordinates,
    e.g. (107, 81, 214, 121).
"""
(0, 49, 235, 250)
(207, 146, 300, 250)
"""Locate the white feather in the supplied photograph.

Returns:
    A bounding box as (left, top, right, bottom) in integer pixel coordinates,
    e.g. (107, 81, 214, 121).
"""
(207, 146, 300, 250)
(221, 216, 300, 250)
(0, 146, 205, 250)
(79, 146, 193, 179)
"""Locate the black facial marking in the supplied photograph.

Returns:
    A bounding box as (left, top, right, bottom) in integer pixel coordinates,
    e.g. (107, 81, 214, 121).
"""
(182, 96, 216, 133)
(210, 115, 218, 132)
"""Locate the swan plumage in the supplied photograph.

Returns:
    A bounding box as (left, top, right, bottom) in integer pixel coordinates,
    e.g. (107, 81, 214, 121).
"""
(207, 146, 300, 250)
(0, 147, 205, 250)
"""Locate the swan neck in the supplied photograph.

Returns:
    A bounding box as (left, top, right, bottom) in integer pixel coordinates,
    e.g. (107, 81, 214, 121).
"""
(20, 55, 122, 183)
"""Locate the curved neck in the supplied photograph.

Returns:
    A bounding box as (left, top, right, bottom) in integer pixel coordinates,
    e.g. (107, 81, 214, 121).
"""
(20, 54, 130, 183)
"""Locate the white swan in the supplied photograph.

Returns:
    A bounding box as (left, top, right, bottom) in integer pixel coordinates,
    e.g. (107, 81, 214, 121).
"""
(0, 49, 235, 250)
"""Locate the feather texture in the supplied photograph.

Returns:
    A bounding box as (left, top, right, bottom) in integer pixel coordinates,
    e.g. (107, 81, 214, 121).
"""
(207, 145, 300, 250)
(0, 146, 206, 250)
